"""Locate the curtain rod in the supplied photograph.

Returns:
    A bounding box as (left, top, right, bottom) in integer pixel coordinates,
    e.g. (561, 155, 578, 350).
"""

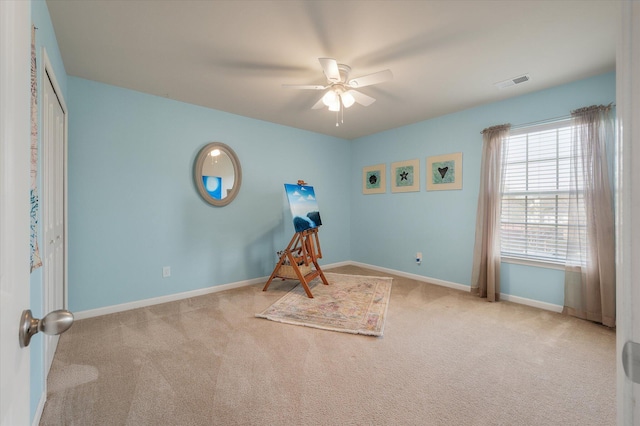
(480, 102, 616, 134)
(510, 115, 571, 131)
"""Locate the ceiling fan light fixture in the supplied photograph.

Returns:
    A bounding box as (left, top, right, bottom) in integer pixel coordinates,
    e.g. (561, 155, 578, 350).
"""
(328, 98, 341, 112)
(322, 90, 337, 106)
(341, 91, 355, 108)
(283, 58, 393, 126)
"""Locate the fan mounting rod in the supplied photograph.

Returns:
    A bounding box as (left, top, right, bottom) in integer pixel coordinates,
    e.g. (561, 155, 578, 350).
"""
(335, 64, 351, 83)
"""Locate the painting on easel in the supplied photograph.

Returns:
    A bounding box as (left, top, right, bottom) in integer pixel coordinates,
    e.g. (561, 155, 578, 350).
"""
(202, 175, 223, 199)
(284, 183, 322, 232)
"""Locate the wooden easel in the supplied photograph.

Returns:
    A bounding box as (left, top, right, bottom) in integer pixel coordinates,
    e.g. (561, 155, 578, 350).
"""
(263, 227, 329, 298)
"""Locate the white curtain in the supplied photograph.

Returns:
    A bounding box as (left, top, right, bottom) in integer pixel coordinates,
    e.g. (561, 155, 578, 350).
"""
(471, 124, 511, 301)
(563, 105, 615, 327)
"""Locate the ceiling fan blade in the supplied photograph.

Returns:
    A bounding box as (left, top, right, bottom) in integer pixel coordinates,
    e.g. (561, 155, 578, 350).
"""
(318, 58, 340, 83)
(348, 69, 393, 88)
(282, 84, 326, 90)
(311, 95, 326, 109)
(348, 90, 376, 107)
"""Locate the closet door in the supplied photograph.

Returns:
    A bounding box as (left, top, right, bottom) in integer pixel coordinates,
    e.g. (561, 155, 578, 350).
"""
(42, 65, 67, 378)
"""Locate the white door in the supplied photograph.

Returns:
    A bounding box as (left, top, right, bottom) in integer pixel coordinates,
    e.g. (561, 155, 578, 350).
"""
(617, 1, 640, 425)
(42, 63, 66, 378)
(0, 1, 32, 425)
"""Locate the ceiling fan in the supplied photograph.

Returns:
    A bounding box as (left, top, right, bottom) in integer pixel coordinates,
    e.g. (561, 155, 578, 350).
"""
(283, 58, 393, 126)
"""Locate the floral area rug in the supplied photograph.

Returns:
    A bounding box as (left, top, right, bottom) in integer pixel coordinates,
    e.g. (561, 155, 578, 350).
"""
(256, 273, 392, 337)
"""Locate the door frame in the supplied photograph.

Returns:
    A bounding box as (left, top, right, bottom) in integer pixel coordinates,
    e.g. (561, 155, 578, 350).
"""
(616, 1, 640, 424)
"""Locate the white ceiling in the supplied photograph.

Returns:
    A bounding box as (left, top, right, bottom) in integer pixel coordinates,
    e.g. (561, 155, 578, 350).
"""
(46, 0, 618, 140)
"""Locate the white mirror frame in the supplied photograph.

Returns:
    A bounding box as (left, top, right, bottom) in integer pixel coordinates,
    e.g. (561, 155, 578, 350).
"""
(194, 142, 242, 207)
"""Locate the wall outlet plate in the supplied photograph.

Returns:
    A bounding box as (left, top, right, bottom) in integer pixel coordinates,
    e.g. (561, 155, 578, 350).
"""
(162, 266, 171, 278)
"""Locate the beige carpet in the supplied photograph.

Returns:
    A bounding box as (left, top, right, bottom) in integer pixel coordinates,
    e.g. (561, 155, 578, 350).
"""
(40, 265, 615, 425)
(256, 273, 392, 336)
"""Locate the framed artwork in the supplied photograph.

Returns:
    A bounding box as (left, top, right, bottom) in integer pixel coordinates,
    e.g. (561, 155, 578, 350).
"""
(391, 159, 420, 193)
(284, 183, 322, 233)
(427, 152, 463, 191)
(362, 164, 386, 194)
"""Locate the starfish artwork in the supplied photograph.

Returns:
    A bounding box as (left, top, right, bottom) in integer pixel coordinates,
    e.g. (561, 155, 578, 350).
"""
(392, 161, 418, 192)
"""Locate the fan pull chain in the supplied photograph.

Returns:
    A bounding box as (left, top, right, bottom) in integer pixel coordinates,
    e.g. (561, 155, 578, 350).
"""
(335, 95, 344, 127)
(334, 95, 346, 127)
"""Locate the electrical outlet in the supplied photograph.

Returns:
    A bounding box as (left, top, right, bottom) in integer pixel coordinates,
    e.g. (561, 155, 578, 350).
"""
(416, 252, 422, 264)
(162, 266, 171, 278)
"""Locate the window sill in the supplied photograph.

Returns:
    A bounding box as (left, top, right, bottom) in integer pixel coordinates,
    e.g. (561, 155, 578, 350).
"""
(500, 256, 565, 271)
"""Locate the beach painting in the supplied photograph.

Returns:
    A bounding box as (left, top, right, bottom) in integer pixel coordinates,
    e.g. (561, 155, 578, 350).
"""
(284, 183, 322, 232)
(202, 175, 223, 199)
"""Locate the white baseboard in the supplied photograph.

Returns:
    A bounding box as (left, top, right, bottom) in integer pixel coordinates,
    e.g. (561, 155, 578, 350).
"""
(348, 261, 563, 313)
(73, 260, 351, 320)
(348, 261, 470, 292)
(499, 293, 563, 313)
(74, 260, 562, 320)
(322, 260, 353, 269)
(73, 276, 268, 320)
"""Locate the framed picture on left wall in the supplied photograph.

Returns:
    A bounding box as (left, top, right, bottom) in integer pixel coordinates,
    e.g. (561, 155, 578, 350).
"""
(362, 164, 386, 194)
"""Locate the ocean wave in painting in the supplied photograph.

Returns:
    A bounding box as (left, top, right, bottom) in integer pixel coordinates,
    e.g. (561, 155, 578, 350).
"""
(292, 211, 322, 232)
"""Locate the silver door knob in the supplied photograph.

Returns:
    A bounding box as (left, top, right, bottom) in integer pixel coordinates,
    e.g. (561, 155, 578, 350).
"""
(623, 341, 640, 384)
(19, 309, 74, 348)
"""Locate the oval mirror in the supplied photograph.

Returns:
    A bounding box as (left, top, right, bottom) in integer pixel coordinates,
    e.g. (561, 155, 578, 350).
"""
(194, 142, 242, 207)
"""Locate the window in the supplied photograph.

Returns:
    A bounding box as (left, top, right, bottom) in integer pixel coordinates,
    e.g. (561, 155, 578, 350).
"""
(500, 120, 585, 264)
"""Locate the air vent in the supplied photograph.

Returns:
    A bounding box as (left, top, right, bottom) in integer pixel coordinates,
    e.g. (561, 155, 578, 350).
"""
(494, 74, 531, 90)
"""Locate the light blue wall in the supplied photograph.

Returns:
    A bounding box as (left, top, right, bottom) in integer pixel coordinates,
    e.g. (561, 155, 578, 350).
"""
(67, 78, 351, 312)
(500, 262, 565, 305)
(30, 0, 68, 421)
(350, 72, 615, 305)
(68, 73, 615, 313)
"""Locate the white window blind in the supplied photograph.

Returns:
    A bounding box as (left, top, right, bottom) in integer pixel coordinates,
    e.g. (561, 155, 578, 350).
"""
(500, 120, 585, 264)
